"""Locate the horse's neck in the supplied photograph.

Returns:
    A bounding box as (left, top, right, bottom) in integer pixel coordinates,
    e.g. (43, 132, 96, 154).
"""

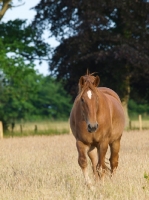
(97, 90, 110, 112)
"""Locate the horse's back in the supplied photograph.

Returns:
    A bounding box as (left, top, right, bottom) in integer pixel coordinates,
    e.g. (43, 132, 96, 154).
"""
(98, 87, 121, 103)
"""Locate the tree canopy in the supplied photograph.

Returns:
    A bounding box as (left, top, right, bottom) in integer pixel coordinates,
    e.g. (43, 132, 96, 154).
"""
(31, 76, 72, 120)
(1, 0, 149, 129)
(0, 18, 71, 130)
(0, 19, 50, 63)
(32, 0, 149, 125)
(33, 0, 149, 97)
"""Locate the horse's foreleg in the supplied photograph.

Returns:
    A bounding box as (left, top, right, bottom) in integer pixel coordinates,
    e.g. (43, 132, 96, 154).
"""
(97, 142, 109, 182)
(76, 140, 91, 186)
(109, 136, 121, 176)
(88, 147, 99, 183)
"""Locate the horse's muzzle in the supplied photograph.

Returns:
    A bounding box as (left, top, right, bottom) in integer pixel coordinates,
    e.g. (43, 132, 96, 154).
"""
(88, 123, 98, 133)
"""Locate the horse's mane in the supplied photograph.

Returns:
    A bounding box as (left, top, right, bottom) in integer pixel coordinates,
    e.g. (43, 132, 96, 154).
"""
(78, 73, 98, 99)
(78, 71, 97, 91)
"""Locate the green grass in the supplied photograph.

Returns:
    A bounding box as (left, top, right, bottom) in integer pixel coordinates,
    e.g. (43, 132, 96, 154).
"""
(4, 120, 70, 137)
(4, 129, 69, 138)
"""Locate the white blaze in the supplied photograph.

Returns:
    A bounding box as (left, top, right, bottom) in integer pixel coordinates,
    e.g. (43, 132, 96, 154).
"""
(87, 90, 92, 99)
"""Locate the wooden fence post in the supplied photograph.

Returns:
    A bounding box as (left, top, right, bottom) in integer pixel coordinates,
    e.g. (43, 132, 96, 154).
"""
(20, 125, 23, 133)
(0, 121, 3, 139)
(139, 114, 142, 131)
(129, 120, 132, 130)
(34, 125, 37, 133)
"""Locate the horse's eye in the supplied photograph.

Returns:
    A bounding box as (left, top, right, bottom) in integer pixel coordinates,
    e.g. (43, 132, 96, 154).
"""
(81, 98, 84, 103)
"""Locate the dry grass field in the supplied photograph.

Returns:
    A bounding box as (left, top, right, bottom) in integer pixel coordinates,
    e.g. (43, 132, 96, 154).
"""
(130, 120, 149, 130)
(0, 130, 149, 200)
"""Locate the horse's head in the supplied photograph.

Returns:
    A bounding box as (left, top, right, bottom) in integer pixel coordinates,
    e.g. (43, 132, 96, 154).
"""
(78, 74, 100, 133)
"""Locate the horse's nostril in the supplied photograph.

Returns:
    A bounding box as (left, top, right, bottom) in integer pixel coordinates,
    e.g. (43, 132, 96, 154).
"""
(88, 124, 91, 130)
(88, 123, 98, 133)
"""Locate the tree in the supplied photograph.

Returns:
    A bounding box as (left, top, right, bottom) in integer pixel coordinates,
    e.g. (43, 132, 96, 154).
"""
(31, 76, 72, 120)
(0, 61, 72, 131)
(0, 19, 50, 63)
(33, 0, 149, 126)
(0, 0, 24, 20)
(0, 19, 50, 130)
(0, 60, 41, 130)
(0, 3, 72, 130)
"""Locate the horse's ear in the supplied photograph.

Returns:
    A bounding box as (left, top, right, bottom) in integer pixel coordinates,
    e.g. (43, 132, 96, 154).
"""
(79, 76, 85, 88)
(94, 76, 100, 87)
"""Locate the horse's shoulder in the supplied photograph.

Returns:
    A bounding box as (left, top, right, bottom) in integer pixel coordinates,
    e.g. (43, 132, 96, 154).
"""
(98, 87, 121, 102)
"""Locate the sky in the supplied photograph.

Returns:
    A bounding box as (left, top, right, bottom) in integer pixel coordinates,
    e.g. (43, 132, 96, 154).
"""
(2, 0, 59, 76)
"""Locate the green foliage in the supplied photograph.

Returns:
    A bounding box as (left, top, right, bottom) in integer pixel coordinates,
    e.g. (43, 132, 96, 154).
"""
(128, 99, 149, 118)
(33, 0, 149, 103)
(0, 19, 50, 62)
(0, 71, 72, 130)
(0, 19, 71, 131)
(0, 19, 49, 130)
(29, 76, 72, 120)
(0, 62, 40, 129)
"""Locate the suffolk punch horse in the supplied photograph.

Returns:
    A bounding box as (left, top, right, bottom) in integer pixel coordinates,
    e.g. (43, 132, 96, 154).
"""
(70, 72, 125, 186)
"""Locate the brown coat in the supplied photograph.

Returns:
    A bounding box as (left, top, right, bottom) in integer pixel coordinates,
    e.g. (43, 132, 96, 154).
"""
(70, 74, 125, 186)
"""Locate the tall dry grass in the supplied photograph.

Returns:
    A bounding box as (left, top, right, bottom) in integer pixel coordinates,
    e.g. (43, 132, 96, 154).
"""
(130, 120, 149, 129)
(0, 130, 149, 199)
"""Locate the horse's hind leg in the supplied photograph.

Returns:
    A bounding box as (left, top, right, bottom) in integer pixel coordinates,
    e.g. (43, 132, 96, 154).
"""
(88, 147, 99, 183)
(109, 136, 121, 175)
(76, 140, 91, 187)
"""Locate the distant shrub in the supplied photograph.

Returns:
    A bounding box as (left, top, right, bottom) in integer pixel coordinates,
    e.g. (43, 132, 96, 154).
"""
(128, 99, 149, 118)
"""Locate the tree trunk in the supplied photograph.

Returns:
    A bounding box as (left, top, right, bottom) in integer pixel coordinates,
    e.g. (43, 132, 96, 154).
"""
(121, 98, 129, 128)
(0, 0, 11, 21)
(0, 0, 25, 21)
(121, 75, 130, 128)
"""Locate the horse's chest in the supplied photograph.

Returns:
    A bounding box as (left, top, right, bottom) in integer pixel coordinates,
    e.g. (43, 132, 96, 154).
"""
(80, 131, 104, 145)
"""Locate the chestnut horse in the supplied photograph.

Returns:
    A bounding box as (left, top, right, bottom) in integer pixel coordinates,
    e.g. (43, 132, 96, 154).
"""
(70, 73, 125, 186)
